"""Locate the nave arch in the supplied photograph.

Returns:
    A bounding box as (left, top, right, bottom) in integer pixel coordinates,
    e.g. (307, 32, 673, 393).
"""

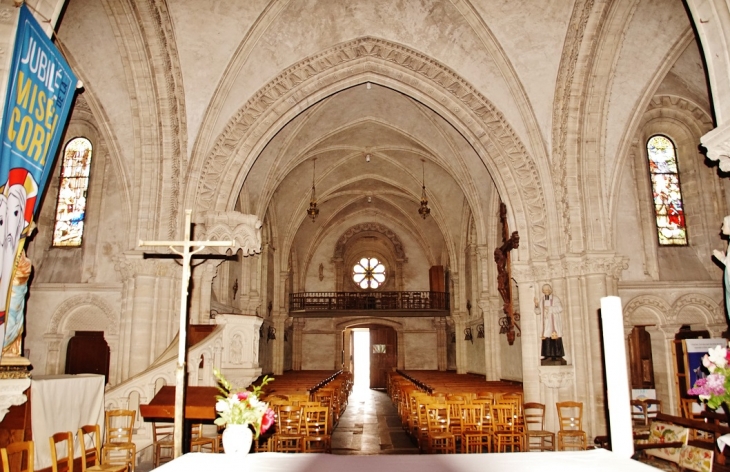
(185, 37, 556, 263)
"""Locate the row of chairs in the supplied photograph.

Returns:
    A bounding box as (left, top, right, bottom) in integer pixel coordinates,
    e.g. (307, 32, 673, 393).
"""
(1, 417, 134, 472)
(389, 373, 587, 453)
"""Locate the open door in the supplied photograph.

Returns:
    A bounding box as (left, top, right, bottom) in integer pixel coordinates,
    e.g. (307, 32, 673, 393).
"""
(369, 326, 397, 389)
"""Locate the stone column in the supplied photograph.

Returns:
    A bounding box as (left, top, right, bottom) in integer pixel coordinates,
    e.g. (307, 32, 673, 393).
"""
(433, 318, 448, 371)
(395, 260, 405, 291)
(479, 298, 501, 380)
(513, 266, 540, 403)
(190, 260, 223, 324)
(539, 367, 575, 433)
(292, 318, 305, 371)
(114, 253, 179, 381)
(452, 313, 467, 374)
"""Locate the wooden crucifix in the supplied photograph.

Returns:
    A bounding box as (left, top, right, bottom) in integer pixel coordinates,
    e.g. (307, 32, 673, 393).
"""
(139, 209, 234, 458)
(494, 202, 521, 344)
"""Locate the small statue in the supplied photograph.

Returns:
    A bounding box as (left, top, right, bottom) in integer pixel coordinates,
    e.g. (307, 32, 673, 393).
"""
(535, 283, 566, 365)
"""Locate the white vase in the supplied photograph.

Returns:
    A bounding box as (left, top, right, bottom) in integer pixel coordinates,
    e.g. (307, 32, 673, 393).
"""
(222, 424, 253, 455)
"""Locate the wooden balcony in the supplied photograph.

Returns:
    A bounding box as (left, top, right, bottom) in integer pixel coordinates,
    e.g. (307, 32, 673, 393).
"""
(289, 291, 450, 317)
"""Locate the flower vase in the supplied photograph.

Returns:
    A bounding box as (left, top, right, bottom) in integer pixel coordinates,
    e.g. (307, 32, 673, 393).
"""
(222, 424, 253, 455)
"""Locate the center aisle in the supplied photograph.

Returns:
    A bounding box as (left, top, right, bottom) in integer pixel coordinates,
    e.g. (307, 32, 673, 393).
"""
(331, 387, 419, 455)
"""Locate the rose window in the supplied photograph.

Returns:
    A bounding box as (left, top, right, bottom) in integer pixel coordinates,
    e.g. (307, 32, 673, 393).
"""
(352, 257, 386, 289)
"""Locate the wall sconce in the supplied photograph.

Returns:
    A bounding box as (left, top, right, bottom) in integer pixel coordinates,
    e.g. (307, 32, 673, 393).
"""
(464, 327, 473, 343)
(284, 329, 290, 342)
(232, 278, 238, 300)
(259, 325, 264, 338)
(451, 332, 456, 344)
(477, 324, 484, 338)
(267, 326, 277, 342)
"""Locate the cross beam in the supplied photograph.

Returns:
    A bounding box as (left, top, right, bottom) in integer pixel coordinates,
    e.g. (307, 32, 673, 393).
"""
(139, 209, 234, 458)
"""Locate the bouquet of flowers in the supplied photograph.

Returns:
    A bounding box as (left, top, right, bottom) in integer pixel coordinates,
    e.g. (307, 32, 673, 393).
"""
(214, 369, 276, 438)
(687, 343, 730, 410)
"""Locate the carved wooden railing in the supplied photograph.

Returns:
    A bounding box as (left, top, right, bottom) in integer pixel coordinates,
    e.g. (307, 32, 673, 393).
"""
(289, 291, 449, 312)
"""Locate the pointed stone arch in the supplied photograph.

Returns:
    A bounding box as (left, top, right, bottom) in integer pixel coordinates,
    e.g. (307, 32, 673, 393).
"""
(186, 37, 551, 260)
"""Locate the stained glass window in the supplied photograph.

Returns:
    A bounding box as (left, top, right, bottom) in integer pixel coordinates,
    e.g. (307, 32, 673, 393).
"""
(52, 137, 92, 247)
(352, 257, 386, 289)
(647, 135, 687, 245)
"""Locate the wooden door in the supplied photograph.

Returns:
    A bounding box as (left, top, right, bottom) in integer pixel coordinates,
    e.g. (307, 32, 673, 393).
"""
(628, 326, 654, 389)
(369, 326, 397, 389)
(65, 331, 110, 383)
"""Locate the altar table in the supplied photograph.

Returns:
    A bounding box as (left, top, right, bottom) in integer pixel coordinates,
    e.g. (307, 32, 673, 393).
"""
(153, 450, 657, 472)
(31, 374, 105, 470)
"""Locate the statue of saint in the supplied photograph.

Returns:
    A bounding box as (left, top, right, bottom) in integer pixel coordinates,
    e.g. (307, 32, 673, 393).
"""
(3, 249, 31, 356)
(535, 283, 565, 364)
(713, 215, 730, 322)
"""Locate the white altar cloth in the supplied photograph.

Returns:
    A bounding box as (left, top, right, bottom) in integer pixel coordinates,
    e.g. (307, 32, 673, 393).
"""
(31, 374, 105, 470)
(153, 450, 657, 472)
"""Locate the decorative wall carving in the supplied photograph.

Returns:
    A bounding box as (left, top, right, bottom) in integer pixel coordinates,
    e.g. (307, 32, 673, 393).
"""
(539, 368, 575, 389)
(46, 293, 120, 335)
(623, 293, 723, 327)
(333, 222, 406, 260)
(201, 212, 263, 256)
(193, 37, 549, 258)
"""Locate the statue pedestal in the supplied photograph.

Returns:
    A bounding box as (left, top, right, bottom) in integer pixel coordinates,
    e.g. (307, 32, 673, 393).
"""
(541, 357, 567, 366)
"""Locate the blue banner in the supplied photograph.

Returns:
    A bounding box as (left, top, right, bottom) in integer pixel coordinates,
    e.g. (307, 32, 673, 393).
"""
(0, 4, 77, 329)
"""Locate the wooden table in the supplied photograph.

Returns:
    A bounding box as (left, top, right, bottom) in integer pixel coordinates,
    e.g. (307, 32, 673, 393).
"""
(140, 386, 219, 420)
(140, 386, 220, 453)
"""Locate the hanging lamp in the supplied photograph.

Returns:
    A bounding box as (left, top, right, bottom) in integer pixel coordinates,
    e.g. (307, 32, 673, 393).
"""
(306, 158, 319, 222)
(418, 159, 431, 219)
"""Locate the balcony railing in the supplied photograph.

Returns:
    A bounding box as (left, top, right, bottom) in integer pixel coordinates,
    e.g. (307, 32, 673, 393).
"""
(289, 291, 449, 313)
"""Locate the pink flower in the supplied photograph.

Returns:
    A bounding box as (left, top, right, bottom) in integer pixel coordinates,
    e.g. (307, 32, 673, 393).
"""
(236, 391, 250, 401)
(260, 408, 275, 434)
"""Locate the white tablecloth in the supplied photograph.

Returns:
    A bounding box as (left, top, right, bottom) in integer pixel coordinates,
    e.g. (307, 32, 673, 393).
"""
(31, 374, 105, 469)
(154, 450, 658, 472)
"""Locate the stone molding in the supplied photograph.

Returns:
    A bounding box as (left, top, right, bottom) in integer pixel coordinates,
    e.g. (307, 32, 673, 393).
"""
(200, 212, 263, 256)
(622, 293, 724, 328)
(46, 293, 120, 335)
(551, 0, 597, 251)
(333, 222, 406, 260)
(512, 255, 629, 283)
(192, 36, 548, 258)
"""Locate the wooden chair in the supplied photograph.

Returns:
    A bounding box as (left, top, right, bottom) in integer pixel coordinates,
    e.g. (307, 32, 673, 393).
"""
(523, 402, 554, 451)
(460, 404, 491, 453)
(556, 401, 587, 451)
(151, 423, 174, 467)
(277, 405, 303, 436)
(78, 425, 128, 472)
(190, 424, 217, 453)
(425, 403, 456, 454)
(1, 441, 33, 472)
(49, 431, 74, 472)
(492, 403, 523, 452)
(103, 409, 136, 472)
(301, 406, 331, 453)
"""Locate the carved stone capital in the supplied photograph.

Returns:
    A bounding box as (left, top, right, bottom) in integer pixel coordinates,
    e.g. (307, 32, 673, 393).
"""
(199, 212, 263, 256)
(113, 251, 179, 280)
(539, 367, 574, 389)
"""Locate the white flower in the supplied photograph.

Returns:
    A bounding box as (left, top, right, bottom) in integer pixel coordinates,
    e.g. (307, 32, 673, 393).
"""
(703, 354, 716, 373)
(215, 399, 229, 412)
(708, 345, 728, 369)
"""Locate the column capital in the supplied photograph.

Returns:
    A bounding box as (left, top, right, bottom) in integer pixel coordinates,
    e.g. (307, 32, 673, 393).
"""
(539, 366, 574, 389)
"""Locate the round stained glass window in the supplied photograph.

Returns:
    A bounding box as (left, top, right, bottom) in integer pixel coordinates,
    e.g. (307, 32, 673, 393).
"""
(352, 257, 386, 289)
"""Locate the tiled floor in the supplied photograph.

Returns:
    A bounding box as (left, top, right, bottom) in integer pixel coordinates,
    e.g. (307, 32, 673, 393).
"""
(331, 386, 419, 455)
(138, 386, 417, 470)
